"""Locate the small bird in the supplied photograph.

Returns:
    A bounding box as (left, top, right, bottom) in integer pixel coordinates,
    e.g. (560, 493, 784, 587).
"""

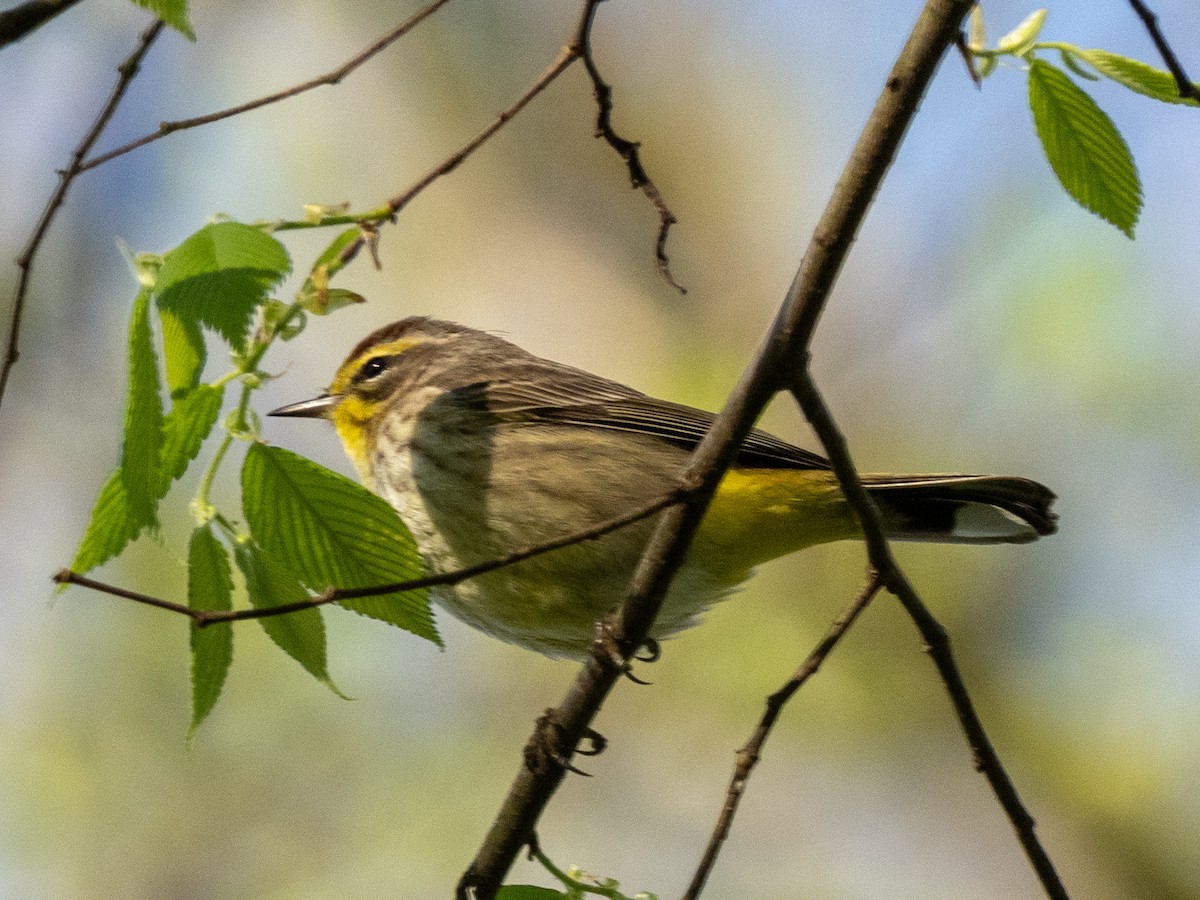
(270, 317, 1056, 657)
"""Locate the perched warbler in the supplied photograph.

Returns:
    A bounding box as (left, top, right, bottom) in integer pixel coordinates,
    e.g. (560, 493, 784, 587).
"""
(270, 317, 1056, 657)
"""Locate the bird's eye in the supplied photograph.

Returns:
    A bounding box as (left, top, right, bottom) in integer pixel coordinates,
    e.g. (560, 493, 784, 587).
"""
(359, 356, 390, 380)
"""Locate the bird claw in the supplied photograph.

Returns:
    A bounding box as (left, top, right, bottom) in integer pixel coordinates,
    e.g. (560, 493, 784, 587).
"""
(591, 618, 659, 684)
(523, 709, 606, 777)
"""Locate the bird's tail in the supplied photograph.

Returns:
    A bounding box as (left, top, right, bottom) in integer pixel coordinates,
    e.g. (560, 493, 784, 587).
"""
(866, 474, 1057, 544)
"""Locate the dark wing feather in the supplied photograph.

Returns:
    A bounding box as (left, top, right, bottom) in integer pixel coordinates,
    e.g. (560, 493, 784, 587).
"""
(476, 363, 829, 471)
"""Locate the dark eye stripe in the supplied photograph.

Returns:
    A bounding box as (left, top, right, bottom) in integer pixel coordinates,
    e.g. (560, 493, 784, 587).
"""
(358, 355, 390, 379)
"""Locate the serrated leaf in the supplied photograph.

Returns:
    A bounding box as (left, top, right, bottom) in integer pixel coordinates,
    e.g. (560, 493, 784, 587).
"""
(155, 222, 291, 350)
(159, 305, 206, 398)
(241, 444, 437, 643)
(188, 525, 233, 737)
(159, 384, 224, 493)
(67, 385, 222, 579)
(233, 541, 345, 697)
(997, 8, 1046, 55)
(68, 470, 143, 575)
(129, 0, 195, 40)
(1077, 48, 1200, 106)
(120, 288, 164, 531)
(1028, 60, 1142, 237)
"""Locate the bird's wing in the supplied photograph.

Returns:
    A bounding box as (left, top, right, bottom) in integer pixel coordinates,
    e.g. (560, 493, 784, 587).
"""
(475, 365, 830, 471)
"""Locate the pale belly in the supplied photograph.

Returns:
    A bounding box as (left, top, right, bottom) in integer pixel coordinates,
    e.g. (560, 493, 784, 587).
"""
(367, 409, 736, 657)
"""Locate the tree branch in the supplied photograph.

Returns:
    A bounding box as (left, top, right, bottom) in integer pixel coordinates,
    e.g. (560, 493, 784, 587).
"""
(379, 29, 581, 219)
(379, 0, 682, 289)
(1126, 0, 1200, 102)
(0, 18, 164, 414)
(789, 371, 1068, 900)
(684, 572, 883, 900)
(76, 0, 457, 173)
(54, 488, 684, 625)
(457, 3, 998, 898)
(575, 0, 684, 293)
(0, 0, 86, 49)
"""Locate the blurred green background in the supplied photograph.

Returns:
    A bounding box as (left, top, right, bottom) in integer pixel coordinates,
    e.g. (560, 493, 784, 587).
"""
(2, 1, 1198, 897)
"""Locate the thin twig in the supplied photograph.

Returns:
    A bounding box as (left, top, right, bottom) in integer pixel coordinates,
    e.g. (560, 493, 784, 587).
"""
(788, 371, 1069, 900)
(0, 0, 86, 49)
(684, 572, 883, 900)
(54, 489, 684, 625)
(382, 0, 683, 300)
(77, 0, 456, 173)
(575, 0, 684, 293)
(1126, 0, 1200, 102)
(382, 38, 580, 218)
(0, 19, 164, 414)
(458, 4, 983, 899)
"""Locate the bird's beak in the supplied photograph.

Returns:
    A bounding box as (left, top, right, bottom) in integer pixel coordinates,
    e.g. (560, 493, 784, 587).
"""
(268, 393, 340, 419)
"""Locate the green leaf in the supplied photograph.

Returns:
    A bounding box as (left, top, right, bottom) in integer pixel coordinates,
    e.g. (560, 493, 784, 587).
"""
(997, 8, 1046, 55)
(261, 299, 307, 342)
(121, 288, 164, 531)
(233, 541, 345, 697)
(495, 889, 568, 899)
(159, 385, 224, 493)
(1059, 49, 1101, 82)
(159, 305, 206, 398)
(188, 525, 233, 737)
(1027, 59, 1142, 237)
(297, 228, 366, 315)
(297, 287, 366, 316)
(310, 227, 363, 280)
(67, 385, 222, 578)
(241, 444, 437, 643)
(68, 470, 143, 575)
(155, 222, 291, 350)
(1076, 49, 1200, 106)
(129, 0, 195, 40)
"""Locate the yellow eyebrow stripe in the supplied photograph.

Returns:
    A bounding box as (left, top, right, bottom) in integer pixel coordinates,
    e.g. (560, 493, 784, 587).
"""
(329, 337, 423, 392)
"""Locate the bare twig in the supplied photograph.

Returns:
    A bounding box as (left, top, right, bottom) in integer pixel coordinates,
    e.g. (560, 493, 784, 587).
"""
(381, 34, 580, 218)
(54, 488, 683, 625)
(1126, 0, 1200, 102)
(575, 0, 684, 293)
(0, 0, 86, 49)
(381, 0, 683, 292)
(684, 572, 883, 900)
(0, 19, 164, 414)
(788, 371, 1068, 900)
(457, 4, 992, 899)
(77, 0, 456, 173)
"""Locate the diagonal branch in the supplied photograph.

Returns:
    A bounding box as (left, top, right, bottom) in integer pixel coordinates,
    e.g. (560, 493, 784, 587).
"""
(789, 370, 1068, 900)
(378, 0, 682, 289)
(0, 0, 86, 49)
(54, 488, 684, 625)
(684, 571, 883, 900)
(379, 30, 582, 219)
(0, 18, 164, 415)
(457, 3, 1000, 899)
(76, 0, 457, 173)
(1126, 0, 1200, 102)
